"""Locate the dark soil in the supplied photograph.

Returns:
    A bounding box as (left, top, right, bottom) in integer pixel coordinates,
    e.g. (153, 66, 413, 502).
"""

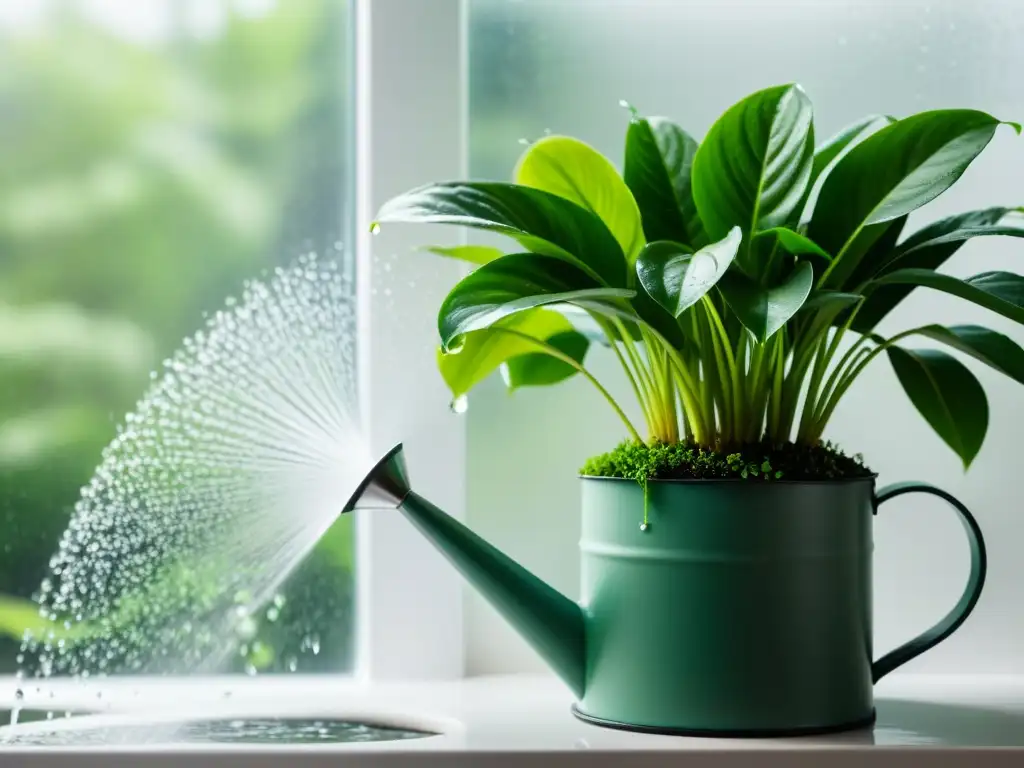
(580, 440, 873, 482)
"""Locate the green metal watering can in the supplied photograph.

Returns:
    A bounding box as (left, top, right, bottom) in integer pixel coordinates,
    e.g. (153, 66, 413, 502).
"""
(344, 444, 986, 737)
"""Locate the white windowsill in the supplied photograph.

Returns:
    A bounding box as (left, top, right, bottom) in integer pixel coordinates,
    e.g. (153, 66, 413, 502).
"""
(2, 673, 1024, 765)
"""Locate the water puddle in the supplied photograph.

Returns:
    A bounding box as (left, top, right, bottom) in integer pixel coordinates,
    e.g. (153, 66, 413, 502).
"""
(1, 715, 435, 746)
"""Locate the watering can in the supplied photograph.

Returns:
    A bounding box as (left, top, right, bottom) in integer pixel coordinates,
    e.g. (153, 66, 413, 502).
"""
(343, 444, 986, 736)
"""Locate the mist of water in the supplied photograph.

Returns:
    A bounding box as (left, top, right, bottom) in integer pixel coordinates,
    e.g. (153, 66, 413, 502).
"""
(13, 255, 370, 697)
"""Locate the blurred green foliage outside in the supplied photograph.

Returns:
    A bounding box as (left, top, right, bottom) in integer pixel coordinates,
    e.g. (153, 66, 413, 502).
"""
(0, 0, 354, 674)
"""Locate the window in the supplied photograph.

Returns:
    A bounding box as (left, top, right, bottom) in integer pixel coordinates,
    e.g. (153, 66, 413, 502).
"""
(0, 0, 357, 678)
(0, 0, 468, 704)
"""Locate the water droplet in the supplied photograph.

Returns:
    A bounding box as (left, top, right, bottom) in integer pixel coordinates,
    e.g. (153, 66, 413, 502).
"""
(15, 255, 362, 683)
(14, 688, 24, 702)
(370, 222, 381, 235)
(517, 137, 530, 146)
(450, 395, 468, 414)
(618, 99, 639, 119)
(286, 655, 298, 673)
(639, 523, 650, 532)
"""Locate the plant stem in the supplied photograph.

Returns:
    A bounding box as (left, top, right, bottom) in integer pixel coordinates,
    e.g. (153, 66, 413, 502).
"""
(770, 332, 786, 441)
(599, 319, 654, 436)
(491, 327, 644, 443)
(796, 332, 830, 442)
(663, 344, 708, 445)
(702, 297, 741, 443)
(810, 332, 872, 427)
(808, 326, 924, 440)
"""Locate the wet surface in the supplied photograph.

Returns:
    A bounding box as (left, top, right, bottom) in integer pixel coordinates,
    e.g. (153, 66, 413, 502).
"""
(0, 717, 436, 746)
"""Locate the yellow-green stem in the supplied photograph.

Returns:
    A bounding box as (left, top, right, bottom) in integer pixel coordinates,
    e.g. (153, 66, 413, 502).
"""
(491, 327, 643, 443)
(600, 320, 655, 434)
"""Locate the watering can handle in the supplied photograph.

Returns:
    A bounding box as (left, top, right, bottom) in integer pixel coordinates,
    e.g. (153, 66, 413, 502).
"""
(871, 482, 987, 683)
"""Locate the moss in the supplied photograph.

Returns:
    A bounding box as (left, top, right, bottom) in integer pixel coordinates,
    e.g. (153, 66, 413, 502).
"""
(580, 440, 872, 483)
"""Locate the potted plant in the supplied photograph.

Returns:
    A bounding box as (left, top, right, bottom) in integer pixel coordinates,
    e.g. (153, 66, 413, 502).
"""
(369, 84, 1024, 735)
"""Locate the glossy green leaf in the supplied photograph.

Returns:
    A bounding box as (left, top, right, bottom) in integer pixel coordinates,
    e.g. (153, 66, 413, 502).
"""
(887, 346, 988, 468)
(437, 308, 581, 398)
(636, 227, 741, 317)
(914, 324, 1024, 385)
(853, 209, 1022, 331)
(844, 215, 908, 288)
(799, 115, 892, 219)
(867, 269, 1024, 325)
(374, 181, 627, 285)
(624, 117, 706, 249)
(502, 330, 590, 391)
(892, 208, 1024, 258)
(810, 116, 891, 188)
(425, 244, 505, 265)
(515, 135, 645, 264)
(718, 260, 814, 341)
(754, 226, 831, 281)
(810, 110, 1011, 287)
(801, 291, 863, 313)
(691, 84, 814, 241)
(754, 227, 830, 260)
(437, 252, 634, 348)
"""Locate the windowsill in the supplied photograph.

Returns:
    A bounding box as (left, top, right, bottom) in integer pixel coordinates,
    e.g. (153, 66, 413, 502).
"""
(2, 673, 1024, 764)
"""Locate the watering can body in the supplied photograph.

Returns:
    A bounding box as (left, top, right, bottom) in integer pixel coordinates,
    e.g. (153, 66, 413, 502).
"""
(347, 445, 986, 736)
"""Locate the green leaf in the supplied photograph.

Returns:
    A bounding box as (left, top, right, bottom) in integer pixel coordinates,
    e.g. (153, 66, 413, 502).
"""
(438, 252, 634, 348)
(914, 324, 1024, 385)
(811, 115, 891, 188)
(718, 260, 814, 342)
(691, 84, 814, 242)
(502, 330, 590, 391)
(887, 346, 988, 468)
(799, 115, 892, 218)
(636, 227, 741, 317)
(624, 116, 707, 249)
(867, 269, 1024, 325)
(515, 135, 645, 264)
(437, 308, 582, 398)
(425, 244, 505, 265)
(753, 226, 831, 282)
(754, 226, 830, 261)
(891, 208, 1024, 257)
(853, 209, 1023, 332)
(809, 109, 1008, 287)
(801, 291, 863, 313)
(374, 181, 628, 285)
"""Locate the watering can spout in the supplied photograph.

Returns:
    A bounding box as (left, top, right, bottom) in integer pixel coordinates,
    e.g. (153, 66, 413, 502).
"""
(343, 444, 586, 698)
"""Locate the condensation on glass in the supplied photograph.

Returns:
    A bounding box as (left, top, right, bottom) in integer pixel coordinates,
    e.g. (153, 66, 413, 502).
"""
(0, 0, 355, 677)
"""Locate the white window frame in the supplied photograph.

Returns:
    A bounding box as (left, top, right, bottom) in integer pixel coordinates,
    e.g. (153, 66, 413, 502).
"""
(354, 0, 469, 682)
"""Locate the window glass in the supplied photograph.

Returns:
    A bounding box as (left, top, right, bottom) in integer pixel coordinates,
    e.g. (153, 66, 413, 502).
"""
(0, 0, 354, 677)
